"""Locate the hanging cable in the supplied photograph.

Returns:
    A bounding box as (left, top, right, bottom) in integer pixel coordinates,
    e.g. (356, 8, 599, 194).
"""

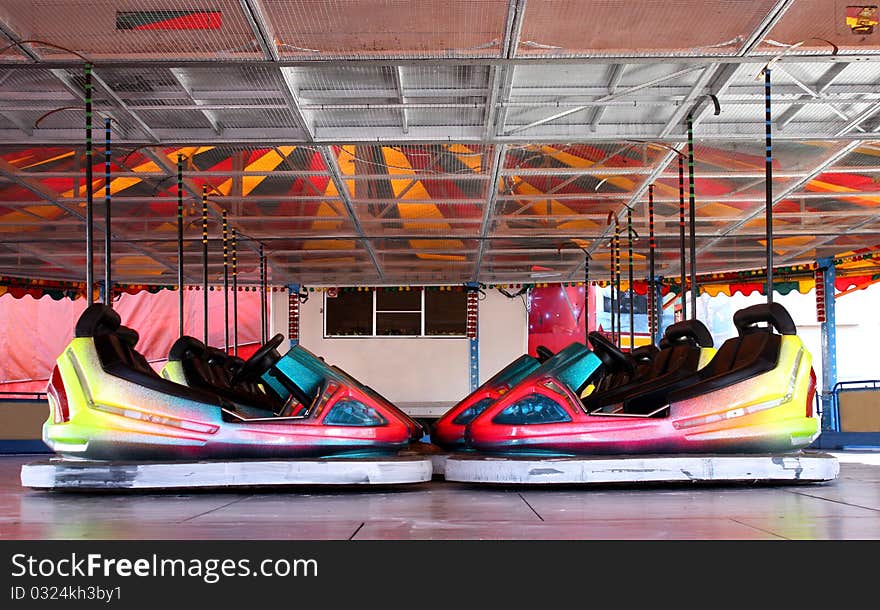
(497, 285, 528, 298)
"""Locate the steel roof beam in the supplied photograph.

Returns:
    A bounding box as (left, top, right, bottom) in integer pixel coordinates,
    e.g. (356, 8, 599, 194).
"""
(473, 145, 507, 280)
(169, 68, 222, 135)
(483, 0, 528, 139)
(589, 64, 625, 132)
(393, 66, 409, 134)
(4, 54, 873, 71)
(238, 0, 313, 140)
(319, 147, 383, 279)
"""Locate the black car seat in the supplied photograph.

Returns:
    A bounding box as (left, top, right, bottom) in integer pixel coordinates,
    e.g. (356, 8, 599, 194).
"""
(167, 336, 283, 414)
(77, 304, 223, 406)
(585, 319, 714, 413)
(666, 303, 795, 404)
(589, 342, 659, 395)
(205, 348, 277, 400)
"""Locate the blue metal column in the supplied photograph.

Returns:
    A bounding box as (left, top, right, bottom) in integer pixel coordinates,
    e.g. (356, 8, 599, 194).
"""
(469, 337, 479, 392)
(287, 283, 300, 349)
(818, 258, 838, 431)
(466, 287, 480, 392)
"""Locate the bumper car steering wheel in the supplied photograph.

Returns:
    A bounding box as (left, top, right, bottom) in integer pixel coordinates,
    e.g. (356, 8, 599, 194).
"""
(231, 333, 285, 385)
(588, 331, 634, 374)
(536, 345, 554, 363)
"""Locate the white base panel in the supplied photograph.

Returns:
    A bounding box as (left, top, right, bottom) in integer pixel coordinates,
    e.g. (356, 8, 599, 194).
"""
(444, 452, 839, 485)
(21, 456, 433, 490)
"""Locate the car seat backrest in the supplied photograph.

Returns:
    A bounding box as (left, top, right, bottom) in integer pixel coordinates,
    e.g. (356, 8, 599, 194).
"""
(664, 319, 714, 348)
(733, 302, 796, 336)
(75, 304, 121, 338)
(585, 320, 711, 411)
(168, 336, 282, 412)
(668, 303, 793, 404)
(168, 336, 222, 388)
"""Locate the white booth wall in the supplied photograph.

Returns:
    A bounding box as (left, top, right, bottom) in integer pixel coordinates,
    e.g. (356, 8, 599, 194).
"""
(270, 290, 528, 405)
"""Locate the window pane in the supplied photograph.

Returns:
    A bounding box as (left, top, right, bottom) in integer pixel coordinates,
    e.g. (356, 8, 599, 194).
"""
(376, 288, 421, 311)
(603, 293, 647, 314)
(425, 290, 466, 336)
(325, 291, 373, 336)
(376, 312, 421, 336)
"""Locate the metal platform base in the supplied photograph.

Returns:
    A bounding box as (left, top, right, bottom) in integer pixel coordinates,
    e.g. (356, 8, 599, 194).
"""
(430, 454, 448, 476)
(444, 452, 840, 485)
(20, 455, 433, 491)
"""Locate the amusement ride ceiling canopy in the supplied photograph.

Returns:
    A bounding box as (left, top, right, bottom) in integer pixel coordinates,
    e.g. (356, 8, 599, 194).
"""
(0, 1, 879, 286)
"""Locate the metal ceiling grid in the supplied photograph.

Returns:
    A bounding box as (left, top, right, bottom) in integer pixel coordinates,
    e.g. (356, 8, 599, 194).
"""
(0, 0, 877, 287)
(264, 0, 510, 59)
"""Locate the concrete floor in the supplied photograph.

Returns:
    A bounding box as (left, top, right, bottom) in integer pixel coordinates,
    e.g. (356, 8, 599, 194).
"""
(1, 453, 879, 540)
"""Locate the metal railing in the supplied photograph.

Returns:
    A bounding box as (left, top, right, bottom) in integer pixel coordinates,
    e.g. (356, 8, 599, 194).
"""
(831, 379, 880, 433)
(0, 391, 47, 402)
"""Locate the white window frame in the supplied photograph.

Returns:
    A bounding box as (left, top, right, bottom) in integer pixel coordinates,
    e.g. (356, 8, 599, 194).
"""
(323, 290, 466, 338)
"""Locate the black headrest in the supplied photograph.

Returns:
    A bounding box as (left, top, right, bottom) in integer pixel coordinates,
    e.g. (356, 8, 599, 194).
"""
(734, 302, 796, 336)
(116, 326, 139, 348)
(168, 336, 208, 362)
(226, 356, 246, 375)
(206, 347, 231, 367)
(75, 304, 121, 338)
(631, 344, 659, 362)
(658, 337, 671, 349)
(663, 319, 714, 348)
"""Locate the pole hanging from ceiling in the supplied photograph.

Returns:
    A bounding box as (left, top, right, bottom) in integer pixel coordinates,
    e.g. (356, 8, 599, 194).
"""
(201, 185, 209, 344)
(765, 68, 775, 305)
(222, 210, 229, 352)
(84, 63, 94, 306)
(103, 117, 112, 306)
(176, 154, 184, 337)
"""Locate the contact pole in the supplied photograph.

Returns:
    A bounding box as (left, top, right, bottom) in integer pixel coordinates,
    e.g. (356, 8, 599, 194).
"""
(103, 118, 112, 305)
(84, 63, 94, 305)
(259, 244, 267, 343)
(584, 254, 590, 341)
(232, 229, 238, 356)
(627, 206, 634, 350)
(648, 184, 656, 340)
(614, 218, 621, 347)
(687, 114, 698, 320)
(202, 185, 209, 344)
(765, 68, 775, 304)
(176, 155, 184, 337)
(222, 211, 229, 352)
(678, 155, 687, 320)
(608, 216, 616, 344)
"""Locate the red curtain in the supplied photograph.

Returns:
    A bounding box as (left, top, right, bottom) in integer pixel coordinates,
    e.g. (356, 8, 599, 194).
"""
(0, 289, 264, 392)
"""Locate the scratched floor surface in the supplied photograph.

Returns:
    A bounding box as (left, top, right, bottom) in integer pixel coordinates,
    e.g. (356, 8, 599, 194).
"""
(1, 452, 878, 540)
